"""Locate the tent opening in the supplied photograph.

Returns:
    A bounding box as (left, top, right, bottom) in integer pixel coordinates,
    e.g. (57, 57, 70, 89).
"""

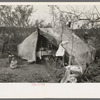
(36, 34, 57, 51)
(36, 34, 58, 63)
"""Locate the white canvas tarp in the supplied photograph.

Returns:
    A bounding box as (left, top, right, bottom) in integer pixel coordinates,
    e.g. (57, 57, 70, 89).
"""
(40, 26, 96, 66)
(61, 33, 96, 66)
(56, 43, 65, 56)
(17, 26, 96, 66)
(18, 31, 38, 62)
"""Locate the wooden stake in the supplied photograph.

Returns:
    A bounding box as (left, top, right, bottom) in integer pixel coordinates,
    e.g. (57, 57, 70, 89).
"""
(69, 35, 74, 65)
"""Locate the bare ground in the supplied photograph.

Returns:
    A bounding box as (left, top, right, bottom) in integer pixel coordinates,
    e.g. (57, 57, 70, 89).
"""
(0, 56, 100, 83)
(0, 57, 65, 83)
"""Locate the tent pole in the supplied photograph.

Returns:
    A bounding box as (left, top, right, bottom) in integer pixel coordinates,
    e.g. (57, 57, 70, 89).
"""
(40, 37, 42, 60)
(69, 35, 74, 65)
(61, 23, 65, 66)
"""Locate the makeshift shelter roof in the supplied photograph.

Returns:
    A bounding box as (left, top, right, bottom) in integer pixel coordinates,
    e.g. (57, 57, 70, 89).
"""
(39, 28, 59, 47)
(39, 26, 96, 66)
(18, 25, 96, 66)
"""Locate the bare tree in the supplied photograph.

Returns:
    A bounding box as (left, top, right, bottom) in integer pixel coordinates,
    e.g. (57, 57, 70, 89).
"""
(48, 5, 100, 65)
(49, 5, 100, 29)
(0, 5, 36, 54)
(0, 5, 35, 27)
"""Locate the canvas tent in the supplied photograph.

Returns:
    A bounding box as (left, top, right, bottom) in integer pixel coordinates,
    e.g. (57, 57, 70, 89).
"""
(18, 25, 96, 67)
(17, 29, 57, 62)
(40, 26, 96, 63)
(18, 31, 38, 62)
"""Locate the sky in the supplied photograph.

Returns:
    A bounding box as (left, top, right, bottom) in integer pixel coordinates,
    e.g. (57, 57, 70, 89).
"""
(30, 5, 52, 24)
(31, 5, 100, 21)
(29, 5, 100, 28)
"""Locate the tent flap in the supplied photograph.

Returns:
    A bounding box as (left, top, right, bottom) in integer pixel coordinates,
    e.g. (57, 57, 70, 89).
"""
(18, 31, 38, 62)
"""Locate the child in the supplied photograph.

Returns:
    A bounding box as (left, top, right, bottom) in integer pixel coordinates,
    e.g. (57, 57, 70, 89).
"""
(10, 56, 18, 69)
(8, 54, 14, 63)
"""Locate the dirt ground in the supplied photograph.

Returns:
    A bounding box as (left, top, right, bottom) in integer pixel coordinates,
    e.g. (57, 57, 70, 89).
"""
(0, 57, 65, 83)
(0, 55, 100, 83)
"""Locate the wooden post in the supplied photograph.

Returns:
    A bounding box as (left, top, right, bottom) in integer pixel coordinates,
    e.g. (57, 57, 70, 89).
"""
(69, 35, 74, 65)
(63, 51, 65, 66)
(40, 39, 42, 60)
(61, 23, 65, 66)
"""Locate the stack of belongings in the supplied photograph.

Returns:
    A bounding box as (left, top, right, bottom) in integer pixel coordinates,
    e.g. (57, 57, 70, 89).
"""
(61, 65, 83, 83)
